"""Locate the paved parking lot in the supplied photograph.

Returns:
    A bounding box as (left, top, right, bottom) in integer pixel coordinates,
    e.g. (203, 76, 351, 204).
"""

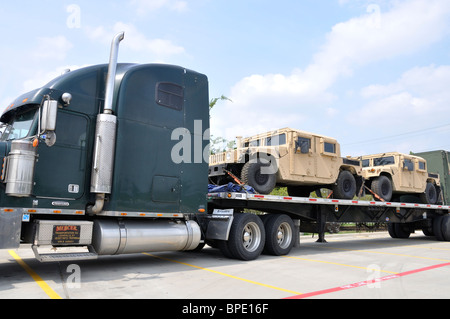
(1, 231, 450, 300)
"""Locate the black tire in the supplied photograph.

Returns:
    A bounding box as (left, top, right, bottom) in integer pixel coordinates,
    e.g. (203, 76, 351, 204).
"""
(420, 182, 437, 204)
(333, 170, 356, 199)
(422, 226, 434, 237)
(442, 215, 450, 241)
(433, 216, 445, 241)
(387, 223, 397, 238)
(264, 214, 295, 256)
(395, 223, 411, 239)
(388, 223, 411, 239)
(226, 213, 265, 261)
(371, 176, 393, 202)
(241, 160, 277, 194)
(217, 240, 234, 258)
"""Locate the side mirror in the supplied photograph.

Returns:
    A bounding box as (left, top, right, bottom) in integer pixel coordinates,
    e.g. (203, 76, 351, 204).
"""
(41, 100, 58, 132)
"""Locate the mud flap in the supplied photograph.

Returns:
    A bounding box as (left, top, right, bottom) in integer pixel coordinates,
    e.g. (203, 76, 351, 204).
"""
(0, 210, 22, 249)
(205, 209, 234, 241)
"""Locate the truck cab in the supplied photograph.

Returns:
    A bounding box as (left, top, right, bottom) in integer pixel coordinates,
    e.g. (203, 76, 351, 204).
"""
(209, 128, 363, 198)
(361, 152, 441, 203)
(0, 33, 210, 259)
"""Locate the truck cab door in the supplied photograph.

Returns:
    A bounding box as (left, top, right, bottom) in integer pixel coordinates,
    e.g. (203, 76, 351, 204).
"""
(33, 111, 89, 202)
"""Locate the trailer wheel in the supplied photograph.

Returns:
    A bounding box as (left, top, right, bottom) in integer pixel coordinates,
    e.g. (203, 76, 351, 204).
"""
(442, 215, 450, 241)
(371, 176, 392, 202)
(433, 215, 450, 241)
(433, 216, 445, 241)
(241, 160, 277, 194)
(420, 182, 437, 204)
(264, 214, 295, 256)
(226, 213, 265, 261)
(333, 170, 356, 199)
(388, 223, 411, 239)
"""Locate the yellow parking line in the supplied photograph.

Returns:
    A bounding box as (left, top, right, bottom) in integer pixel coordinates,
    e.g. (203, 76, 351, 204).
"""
(282, 255, 399, 274)
(143, 253, 303, 296)
(8, 250, 62, 299)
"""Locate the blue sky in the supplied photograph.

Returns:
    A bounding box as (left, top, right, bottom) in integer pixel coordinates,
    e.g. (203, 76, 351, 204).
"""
(1, 0, 450, 157)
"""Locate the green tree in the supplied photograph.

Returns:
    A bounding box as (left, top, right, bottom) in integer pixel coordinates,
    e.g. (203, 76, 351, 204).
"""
(209, 95, 234, 154)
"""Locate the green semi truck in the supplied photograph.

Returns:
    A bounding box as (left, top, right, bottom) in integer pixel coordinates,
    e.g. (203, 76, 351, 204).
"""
(0, 33, 449, 262)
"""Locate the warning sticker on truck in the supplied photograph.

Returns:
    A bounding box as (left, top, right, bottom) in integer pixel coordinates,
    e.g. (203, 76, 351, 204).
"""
(52, 225, 81, 245)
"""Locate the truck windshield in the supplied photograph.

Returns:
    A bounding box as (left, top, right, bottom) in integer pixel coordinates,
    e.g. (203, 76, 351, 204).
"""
(0, 109, 37, 141)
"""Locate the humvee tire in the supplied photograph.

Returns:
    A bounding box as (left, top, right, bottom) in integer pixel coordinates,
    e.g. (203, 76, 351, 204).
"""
(420, 182, 437, 204)
(241, 160, 277, 194)
(332, 170, 356, 199)
(371, 175, 393, 202)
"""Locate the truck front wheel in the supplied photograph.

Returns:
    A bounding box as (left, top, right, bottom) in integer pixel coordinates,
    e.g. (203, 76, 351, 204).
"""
(241, 160, 277, 194)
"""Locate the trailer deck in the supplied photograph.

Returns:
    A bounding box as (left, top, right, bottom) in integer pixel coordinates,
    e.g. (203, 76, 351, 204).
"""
(207, 192, 450, 243)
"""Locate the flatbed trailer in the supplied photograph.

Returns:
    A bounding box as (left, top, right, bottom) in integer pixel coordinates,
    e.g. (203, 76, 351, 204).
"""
(205, 191, 450, 260)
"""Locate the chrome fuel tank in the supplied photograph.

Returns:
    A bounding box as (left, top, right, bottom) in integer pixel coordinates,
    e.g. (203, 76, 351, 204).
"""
(92, 219, 201, 255)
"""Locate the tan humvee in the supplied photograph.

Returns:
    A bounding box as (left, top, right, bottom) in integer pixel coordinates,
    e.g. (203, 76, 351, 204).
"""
(209, 128, 363, 198)
(361, 152, 441, 204)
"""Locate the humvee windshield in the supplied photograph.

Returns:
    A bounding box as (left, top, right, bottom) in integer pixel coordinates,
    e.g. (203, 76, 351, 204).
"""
(373, 156, 395, 166)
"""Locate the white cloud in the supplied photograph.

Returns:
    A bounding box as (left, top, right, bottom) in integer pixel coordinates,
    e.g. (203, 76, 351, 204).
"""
(86, 22, 185, 57)
(344, 64, 450, 154)
(357, 65, 450, 120)
(32, 36, 73, 61)
(212, 0, 450, 144)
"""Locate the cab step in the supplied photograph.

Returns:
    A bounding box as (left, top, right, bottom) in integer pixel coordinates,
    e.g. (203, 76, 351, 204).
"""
(32, 245, 98, 263)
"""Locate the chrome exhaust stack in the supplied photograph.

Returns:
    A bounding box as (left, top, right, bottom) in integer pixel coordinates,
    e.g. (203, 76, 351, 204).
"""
(89, 32, 124, 214)
(104, 32, 125, 115)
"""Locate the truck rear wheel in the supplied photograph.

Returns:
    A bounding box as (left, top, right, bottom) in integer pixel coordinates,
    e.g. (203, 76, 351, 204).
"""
(263, 214, 295, 256)
(241, 160, 277, 194)
(225, 213, 266, 261)
(333, 170, 356, 199)
(420, 182, 437, 204)
(371, 176, 392, 202)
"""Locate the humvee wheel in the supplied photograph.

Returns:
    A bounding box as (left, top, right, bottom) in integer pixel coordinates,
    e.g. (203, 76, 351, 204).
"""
(333, 170, 356, 199)
(371, 175, 392, 202)
(241, 160, 277, 194)
(420, 182, 437, 204)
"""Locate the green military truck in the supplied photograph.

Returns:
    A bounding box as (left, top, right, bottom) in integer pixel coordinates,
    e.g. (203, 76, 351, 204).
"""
(412, 150, 450, 204)
(209, 128, 363, 199)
